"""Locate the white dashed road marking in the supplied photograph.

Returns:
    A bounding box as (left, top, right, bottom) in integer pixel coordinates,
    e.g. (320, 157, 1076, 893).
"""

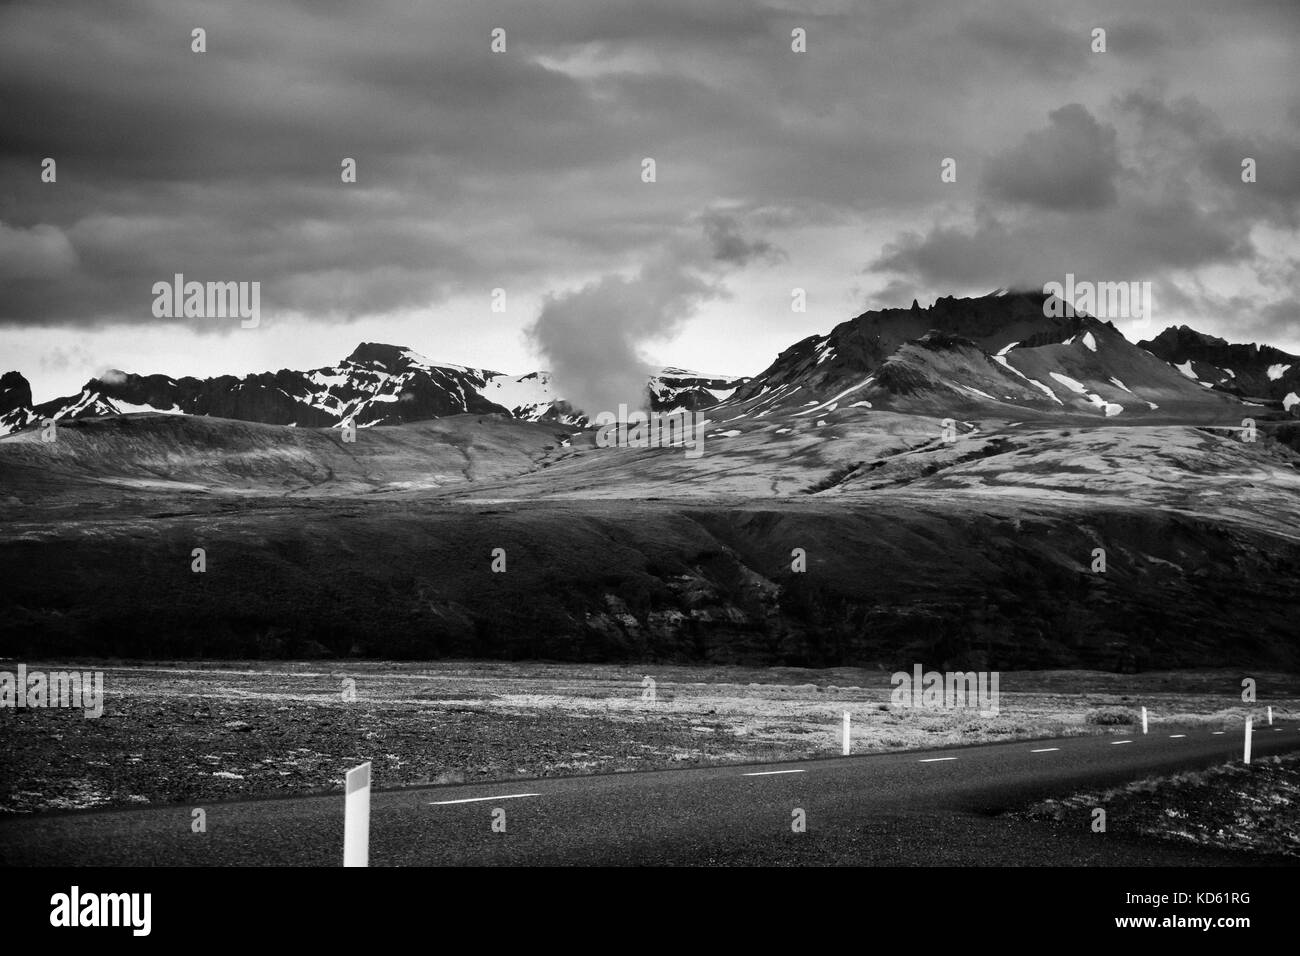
(1111, 740, 1133, 745)
(919, 757, 958, 763)
(1030, 748, 1060, 753)
(743, 770, 805, 776)
(429, 793, 541, 805)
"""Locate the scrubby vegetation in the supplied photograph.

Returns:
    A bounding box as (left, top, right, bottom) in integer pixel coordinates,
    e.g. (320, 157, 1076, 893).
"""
(1021, 753, 1300, 859)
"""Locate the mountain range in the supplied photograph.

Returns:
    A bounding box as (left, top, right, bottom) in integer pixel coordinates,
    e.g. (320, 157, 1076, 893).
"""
(0, 345, 743, 436)
(3, 290, 1298, 670)
(3, 291, 1295, 439)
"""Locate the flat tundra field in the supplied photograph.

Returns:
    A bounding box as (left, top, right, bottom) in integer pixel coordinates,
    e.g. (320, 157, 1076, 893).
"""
(1, 662, 1295, 814)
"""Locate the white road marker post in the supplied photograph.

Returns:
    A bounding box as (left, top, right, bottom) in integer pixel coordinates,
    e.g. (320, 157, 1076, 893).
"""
(1267, 705, 1273, 726)
(1141, 706, 1148, 735)
(842, 711, 851, 756)
(344, 761, 371, 867)
(1244, 718, 1252, 765)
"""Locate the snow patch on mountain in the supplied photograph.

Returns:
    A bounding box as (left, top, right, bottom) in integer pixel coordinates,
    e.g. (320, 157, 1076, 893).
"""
(1049, 372, 1121, 415)
(993, 355, 1064, 405)
(109, 399, 183, 415)
(795, 375, 876, 416)
(1049, 372, 1088, 394)
(1028, 378, 1064, 404)
(1095, 398, 1123, 416)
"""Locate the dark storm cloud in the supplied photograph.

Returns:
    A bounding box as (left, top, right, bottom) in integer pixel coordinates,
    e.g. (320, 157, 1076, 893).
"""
(872, 196, 1251, 287)
(0, 0, 1296, 359)
(983, 104, 1122, 211)
(960, 8, 1090, 79)
(0, 0, 1060, 330)
(0, 0, 812, 329)
(871, 79, 1300, 347)
(0, 223, 78, 281)
(702, 211, 784, 266)
(1118, 89, 1300, 224)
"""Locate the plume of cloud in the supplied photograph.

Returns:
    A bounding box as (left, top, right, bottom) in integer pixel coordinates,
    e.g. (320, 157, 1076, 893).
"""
(526, 212, 781, 416)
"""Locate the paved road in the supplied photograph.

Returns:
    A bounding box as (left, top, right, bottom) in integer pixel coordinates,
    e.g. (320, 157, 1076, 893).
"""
(3, 723, 1298, 865)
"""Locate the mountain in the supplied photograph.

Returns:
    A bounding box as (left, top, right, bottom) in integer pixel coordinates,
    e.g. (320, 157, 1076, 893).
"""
(0, 346, 748, 436)
(1140, 325, 1300, 414)
(718, 291, 1263, 422)
(649, 367, 746, 411)
(0, 370, 36, 435)
(730, 290, 1065, 405)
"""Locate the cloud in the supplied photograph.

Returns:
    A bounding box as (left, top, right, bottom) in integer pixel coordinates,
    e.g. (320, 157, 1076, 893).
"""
(1118, 87, 1300, 225)
(869, 87, 1300, 350)
(0, 222, 78, 281)
(0, 0, 1297, 364)
(37, 343, 95, 373)
(960, 8, 1090, 79)
(702, 210, 784, 266)
(526, 214, 778, 415)
(983, 104, 1122, 210)
(0, 0, 1076, 330)
(871, 197, 1251, 290)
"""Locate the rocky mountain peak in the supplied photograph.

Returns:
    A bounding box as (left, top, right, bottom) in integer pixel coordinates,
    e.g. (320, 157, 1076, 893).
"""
(1, 371, 33, 415)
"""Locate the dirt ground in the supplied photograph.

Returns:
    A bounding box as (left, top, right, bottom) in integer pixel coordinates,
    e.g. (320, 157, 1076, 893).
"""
(2, 661, 1295, 813)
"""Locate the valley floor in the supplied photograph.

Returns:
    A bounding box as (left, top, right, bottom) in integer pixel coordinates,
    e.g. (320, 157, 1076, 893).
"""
(2, 661, 1295, 814)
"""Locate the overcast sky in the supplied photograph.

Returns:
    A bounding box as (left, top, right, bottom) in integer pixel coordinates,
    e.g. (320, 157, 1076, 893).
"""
(2, 0, 1297, 404)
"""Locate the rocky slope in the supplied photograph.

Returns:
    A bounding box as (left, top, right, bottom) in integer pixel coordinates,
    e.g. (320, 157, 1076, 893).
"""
(1140, 325, 1300, 414)
(721, 291, 1264, 422)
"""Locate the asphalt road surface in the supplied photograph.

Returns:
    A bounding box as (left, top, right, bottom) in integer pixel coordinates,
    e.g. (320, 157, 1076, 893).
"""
(3, 723, 1298, 866)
